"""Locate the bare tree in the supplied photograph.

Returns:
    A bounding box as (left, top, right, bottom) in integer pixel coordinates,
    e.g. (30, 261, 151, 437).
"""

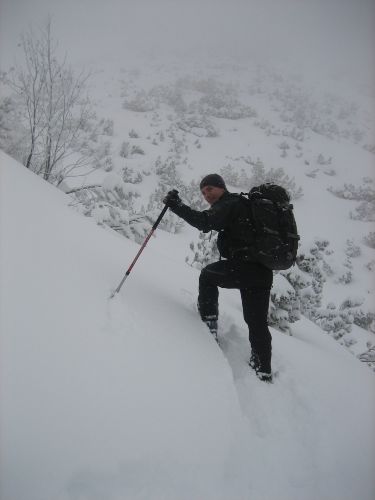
(6, 19, 95, 185)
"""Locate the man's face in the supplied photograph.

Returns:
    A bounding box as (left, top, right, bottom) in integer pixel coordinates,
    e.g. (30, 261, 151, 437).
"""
(201, 185, 226, 206)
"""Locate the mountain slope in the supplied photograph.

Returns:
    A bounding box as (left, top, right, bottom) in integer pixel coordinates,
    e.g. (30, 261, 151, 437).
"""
(1, 151, 375, 500)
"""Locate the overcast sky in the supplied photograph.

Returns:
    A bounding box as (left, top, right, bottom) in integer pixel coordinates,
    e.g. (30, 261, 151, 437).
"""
(0, 0, 374, 84)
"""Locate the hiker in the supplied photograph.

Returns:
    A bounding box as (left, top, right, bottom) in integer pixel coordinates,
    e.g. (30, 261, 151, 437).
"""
(163, 174, 274, 382)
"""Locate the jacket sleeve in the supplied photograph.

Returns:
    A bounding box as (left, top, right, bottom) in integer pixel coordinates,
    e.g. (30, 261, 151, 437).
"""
(169, 198, 233, 232)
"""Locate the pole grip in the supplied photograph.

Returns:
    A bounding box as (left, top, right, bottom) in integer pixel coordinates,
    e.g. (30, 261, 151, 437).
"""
(152, 204, 169, 230)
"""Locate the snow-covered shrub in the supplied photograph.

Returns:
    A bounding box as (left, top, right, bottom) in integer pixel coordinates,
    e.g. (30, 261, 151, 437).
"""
(153, 156, 183, 188)
(317, 153, 332, 165)
(280, 265, 316, 320)
(345, 239, 361, 258)
(198, 91, 257, 120)
(147, 189, 185, 234)
(0, 95, 27, 161)
(350, 201, 375, 222)
(282, 126, 305, 142)
(100, 118, 114, 136)
(131, 145, 145, 156)
(119, 141, 130, 158)
(185, 232, 220, 270)
(181, 179, 209, 211)
(336, 263, 353, 284)
(269, 274, 300, 333)
(363, 232, 375, 249)
(129, 129, 140, 138)
(248, 160, 303, 199)
(340, 297, 375, 333)
(148, 158, 187, 234)
(102, 156, 114, 172)
(121, 166, 143, 184)
(167, 128, 187, 156)
(219, 165, 251, 189)
(86, 139, 114, 173)
(278, 141, 290, 152)
(176, 114, 218, 137)
(314, 302, 353, 340)
(70, 173, 147, 243)
(363, 143, 375, 154)
(293, 239, 331, 318)
(328, 182, 375, 202)
(358, 344, 375, 372)
(220, 159, 303, 198)
(328, 182, 375, 222)
(322, 167, 336, 176)
(149, 84, 187, 113)
(123, 90, 156, 112)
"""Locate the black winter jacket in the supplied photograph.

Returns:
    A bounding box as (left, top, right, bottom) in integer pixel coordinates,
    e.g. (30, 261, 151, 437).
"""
(170, 191, 254, 259)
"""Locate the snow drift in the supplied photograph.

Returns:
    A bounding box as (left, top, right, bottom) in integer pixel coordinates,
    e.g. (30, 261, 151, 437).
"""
(1, 151, 374, 500)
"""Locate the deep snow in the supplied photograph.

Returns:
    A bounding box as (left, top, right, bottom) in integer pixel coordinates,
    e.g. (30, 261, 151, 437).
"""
(1, 151, 375, 500)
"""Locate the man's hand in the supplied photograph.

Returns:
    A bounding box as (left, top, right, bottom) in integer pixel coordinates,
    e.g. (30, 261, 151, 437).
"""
(163, 189, 182, 208)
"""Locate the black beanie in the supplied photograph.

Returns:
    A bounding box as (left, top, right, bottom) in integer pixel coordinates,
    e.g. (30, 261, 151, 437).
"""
(199, 173, 227, 191)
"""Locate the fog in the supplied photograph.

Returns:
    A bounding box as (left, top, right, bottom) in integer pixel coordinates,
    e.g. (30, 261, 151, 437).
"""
(1, 0, 374, 84)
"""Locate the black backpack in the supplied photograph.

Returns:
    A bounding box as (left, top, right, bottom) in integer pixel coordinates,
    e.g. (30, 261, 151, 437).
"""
(236, 183, 300, 270)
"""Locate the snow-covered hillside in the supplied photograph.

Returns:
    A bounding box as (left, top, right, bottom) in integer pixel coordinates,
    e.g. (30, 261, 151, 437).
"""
(58, 58, 375, 362)
(1, 151, 375, 500)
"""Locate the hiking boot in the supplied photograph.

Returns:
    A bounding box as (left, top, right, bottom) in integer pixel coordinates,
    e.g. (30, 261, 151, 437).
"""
(249, 352, 260, 371)
(204, 317, 219, 343)
(249, 353, 272, 382)
(256, 371, 273, 383)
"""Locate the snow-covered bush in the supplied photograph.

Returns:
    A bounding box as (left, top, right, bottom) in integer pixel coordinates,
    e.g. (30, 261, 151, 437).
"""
(149, 84, 187, 113)
(280, 264, 317, 320)
(147, 190, 185, 234)
(130, 145, 145, 156)
(246, 160, 304, 199)
(0, 95, 28, 161)
(181, 179, 209, 211)
(123, 90, 156, 112)
(317, 153, 332, 165)
(119, 141, 130, 158)
(129, 129, 140, 138)
(340, 297, 375, 333)
(328, 182, 375, 222)
(358, 344, 375, 372)
(292, 239, 331, 319)
(336, 260, 353, 284)
(185, 232, 220, 270)
(198, 91, 257, 120)
(345, 239, 361, 258)
(219, 165, 250, 189)
(70, 172, 147, 243)
(148, 158, 187, 234)
(363, 143, 375, 154)
(350, 201, 375, 222)
(100, 118, 114, 136)
(121, 166, 143, 184)
(363, 232, 375, 249)
(176, 114, 218, 137)
(153, 156, 182, 187)
(220, 160, 303, 198)
(314, 302, 353, 340)
(269, 274, 300, 333)
(328, 181, 374, 202)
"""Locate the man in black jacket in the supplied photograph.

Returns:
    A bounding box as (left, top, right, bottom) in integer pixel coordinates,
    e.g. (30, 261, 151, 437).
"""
(163, 174, 273, 382)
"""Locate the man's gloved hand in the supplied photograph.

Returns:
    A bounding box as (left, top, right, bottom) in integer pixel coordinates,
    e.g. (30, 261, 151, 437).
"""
(163, 189, 182, 208)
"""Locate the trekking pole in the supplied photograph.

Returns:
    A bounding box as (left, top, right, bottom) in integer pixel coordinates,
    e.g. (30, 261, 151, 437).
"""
(110, 193, 176, 298)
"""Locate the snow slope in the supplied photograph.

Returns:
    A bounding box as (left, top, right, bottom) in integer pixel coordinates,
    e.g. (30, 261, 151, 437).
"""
(1, 151, 375, 500)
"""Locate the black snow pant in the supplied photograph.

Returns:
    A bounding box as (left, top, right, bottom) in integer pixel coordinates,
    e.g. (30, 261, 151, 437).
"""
(198, 259, 273, 372)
